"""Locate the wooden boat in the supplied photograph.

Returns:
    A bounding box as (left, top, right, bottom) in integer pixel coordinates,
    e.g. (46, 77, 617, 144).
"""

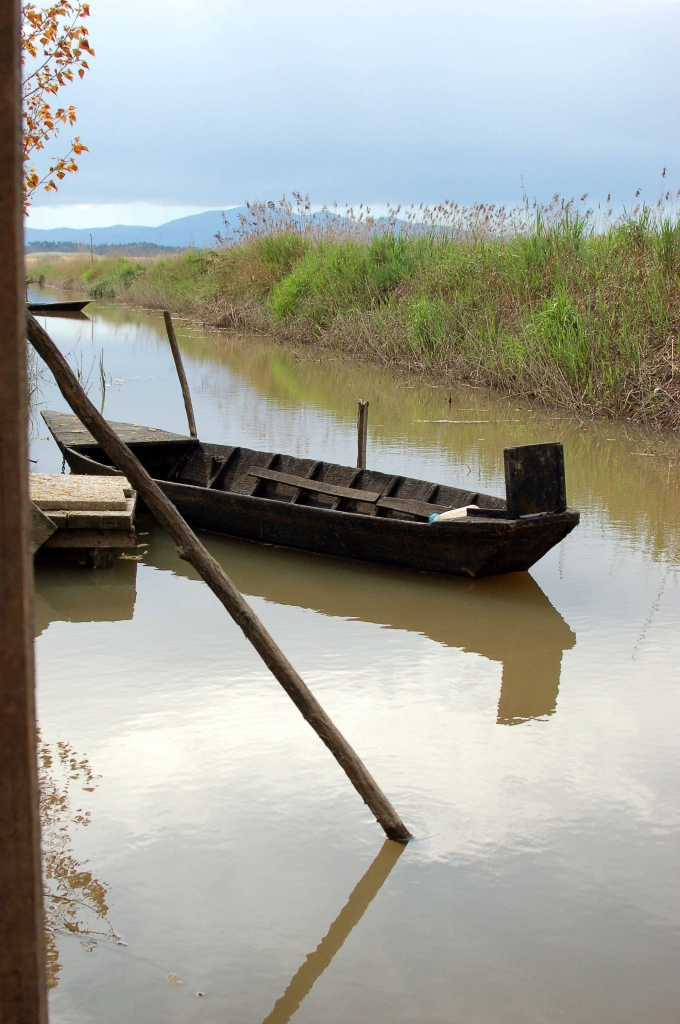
(42, 411, 580, 579)
(28, 300, 90, 313)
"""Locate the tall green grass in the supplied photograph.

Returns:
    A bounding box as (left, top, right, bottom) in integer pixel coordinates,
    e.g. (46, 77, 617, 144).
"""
(29, 198, 680, 427)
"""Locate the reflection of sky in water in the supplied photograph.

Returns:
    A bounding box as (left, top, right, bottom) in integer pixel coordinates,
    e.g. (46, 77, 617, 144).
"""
(32, 293, 680, 1024)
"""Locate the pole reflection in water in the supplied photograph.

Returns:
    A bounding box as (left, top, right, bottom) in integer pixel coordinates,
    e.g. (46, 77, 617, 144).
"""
(143, 525, 575, 725)
(262, 840, 404, 1024)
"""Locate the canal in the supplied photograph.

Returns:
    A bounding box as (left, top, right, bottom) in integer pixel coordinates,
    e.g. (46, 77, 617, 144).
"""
(30, 291, 680, 1023)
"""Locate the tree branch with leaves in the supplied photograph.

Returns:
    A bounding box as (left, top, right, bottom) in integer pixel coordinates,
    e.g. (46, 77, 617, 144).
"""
(22, 2, 94, 211)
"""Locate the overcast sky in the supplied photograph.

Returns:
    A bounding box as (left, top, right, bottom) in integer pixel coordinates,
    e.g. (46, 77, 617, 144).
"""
(26, 0, 680, 229)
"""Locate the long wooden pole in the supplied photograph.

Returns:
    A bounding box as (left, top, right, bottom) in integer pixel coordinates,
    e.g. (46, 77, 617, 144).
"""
(27, 314, 411, 843)
(0, 2, 48, 1020)
(356, 400, 369, 470)
(162, 310, 197, 438)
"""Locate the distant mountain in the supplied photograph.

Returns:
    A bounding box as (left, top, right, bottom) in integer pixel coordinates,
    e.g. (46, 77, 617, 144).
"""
(24, 208, 246, 248)
(25, 205, 408, 249)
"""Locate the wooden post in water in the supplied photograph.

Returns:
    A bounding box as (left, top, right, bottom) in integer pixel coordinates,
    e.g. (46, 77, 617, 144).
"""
(27, 314, 412, 844)
(357, 400, 369, 470)
(0, 2, 49, 1020)
(163, 310, 197, 438)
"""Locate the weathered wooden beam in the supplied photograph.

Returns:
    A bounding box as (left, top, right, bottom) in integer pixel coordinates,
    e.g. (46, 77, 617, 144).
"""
(376, 495, 449, 518)
(248, 468, 452, 519)
(291, 460, 322, 505)
(0, 0, 48, 1018)
(29, 503, 57, 555)
(162, 311, 197, 438)
(27, 314, 412, 843)
(247, 467, 381, 503)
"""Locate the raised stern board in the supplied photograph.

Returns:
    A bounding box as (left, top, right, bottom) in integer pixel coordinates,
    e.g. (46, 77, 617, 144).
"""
(504, 443, 567, 518)
(42, 410, 195, 449)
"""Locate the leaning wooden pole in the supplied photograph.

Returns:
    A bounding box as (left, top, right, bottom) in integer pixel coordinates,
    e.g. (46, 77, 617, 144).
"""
(27, 314, 411, 843)
(162, 310, 197, 438)
(0, 3, 48, 1020)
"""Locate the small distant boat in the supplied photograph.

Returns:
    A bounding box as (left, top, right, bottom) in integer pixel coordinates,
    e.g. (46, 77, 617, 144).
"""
(43, 411, 580, 579)
(28, 300, 90, 314)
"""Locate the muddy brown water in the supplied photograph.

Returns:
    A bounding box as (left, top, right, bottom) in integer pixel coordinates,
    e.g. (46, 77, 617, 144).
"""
(30, 289, 680, 1023)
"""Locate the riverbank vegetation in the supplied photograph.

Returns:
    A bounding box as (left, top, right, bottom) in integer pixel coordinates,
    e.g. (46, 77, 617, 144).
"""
(28, 196, 680, 429)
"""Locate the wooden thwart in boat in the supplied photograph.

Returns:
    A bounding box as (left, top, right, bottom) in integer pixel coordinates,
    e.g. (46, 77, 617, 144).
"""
(377, 495, 450, 518)
(247, 467, 451, 518)
(248, 467, 381, 503)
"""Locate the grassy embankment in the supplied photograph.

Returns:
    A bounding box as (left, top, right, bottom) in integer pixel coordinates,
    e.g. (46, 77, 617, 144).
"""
(28, 200, 680, 429)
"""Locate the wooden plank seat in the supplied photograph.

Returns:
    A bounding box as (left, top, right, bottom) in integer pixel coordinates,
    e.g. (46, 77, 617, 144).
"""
(247, 467, 452, 518)
(376, 496, 450, 518)
(247, 467, 381, 503)
(292, 461, 323, 504)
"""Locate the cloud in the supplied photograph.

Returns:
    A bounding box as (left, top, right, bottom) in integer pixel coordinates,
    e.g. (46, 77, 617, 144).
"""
(25, 203, 229, 230)
(29, 0, 680, 216)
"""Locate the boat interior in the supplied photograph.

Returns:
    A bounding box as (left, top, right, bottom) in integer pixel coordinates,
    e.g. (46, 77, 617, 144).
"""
(70, 439, 508, 523)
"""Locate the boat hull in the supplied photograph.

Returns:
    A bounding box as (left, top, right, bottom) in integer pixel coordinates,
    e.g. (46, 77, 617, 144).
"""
(161, 478, 578, 578)
(58, 443, 579, 579)
(28, 300, 90, 313)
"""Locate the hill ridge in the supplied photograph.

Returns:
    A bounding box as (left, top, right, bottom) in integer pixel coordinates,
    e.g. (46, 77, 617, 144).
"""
(25, 208, 242, 248)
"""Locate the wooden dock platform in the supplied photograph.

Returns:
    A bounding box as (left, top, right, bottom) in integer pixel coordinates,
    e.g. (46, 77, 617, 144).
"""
(30, 474, 137, 567)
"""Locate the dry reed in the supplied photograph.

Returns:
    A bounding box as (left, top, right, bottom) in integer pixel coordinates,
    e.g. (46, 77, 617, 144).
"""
(28, 190, 680, 429)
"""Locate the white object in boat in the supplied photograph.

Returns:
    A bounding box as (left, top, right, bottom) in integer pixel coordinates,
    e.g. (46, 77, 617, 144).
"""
(429, 504, 480, 523)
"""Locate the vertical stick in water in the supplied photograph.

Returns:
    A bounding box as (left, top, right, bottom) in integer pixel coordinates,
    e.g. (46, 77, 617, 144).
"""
(163, 310, 198, 438)
(357, 400, 369, 470)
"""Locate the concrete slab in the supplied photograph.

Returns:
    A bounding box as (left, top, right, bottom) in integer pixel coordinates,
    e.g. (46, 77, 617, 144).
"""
(30, 474, 132, 511)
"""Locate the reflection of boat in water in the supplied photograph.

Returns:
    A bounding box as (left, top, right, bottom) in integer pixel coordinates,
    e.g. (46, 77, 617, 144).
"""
(262, 839, 404, 1024)
(33, 521, 574, 723)
(144, 528, 575, 725)
(28, 300, 90, 314)
(44, 412, 579, 579)
(33, 558, 137, 637)
(30, 309, 91, 321)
